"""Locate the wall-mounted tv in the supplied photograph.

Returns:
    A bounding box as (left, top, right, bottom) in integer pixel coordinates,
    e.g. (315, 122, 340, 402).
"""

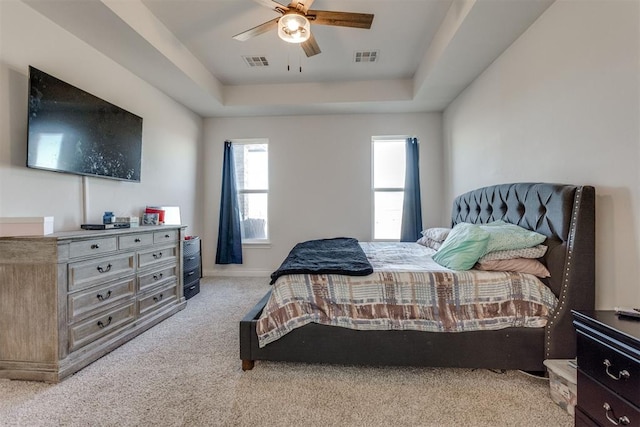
(27, 66, 143, 182)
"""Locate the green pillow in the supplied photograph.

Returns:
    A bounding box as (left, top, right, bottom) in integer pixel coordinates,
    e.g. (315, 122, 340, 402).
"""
(432, 223, 490, 270)
(479, 220, 547, 254)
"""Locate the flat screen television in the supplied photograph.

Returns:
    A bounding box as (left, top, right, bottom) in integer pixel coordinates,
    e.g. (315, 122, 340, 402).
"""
(27, 66, 143, 182)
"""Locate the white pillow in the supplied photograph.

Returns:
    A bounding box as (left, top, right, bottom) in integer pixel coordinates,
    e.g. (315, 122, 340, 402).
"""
(416, 236, 442, 250)
(420, 227, 451, 243)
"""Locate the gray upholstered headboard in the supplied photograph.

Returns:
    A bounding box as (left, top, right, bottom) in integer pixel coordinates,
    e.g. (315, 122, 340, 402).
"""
(451, 182, 596, 359)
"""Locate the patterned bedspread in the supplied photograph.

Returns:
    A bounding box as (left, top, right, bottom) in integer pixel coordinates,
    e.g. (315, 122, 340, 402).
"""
(256, 242, 558, 348)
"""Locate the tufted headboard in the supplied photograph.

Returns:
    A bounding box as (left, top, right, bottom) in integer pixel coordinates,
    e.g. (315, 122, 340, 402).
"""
(451, 182, 596, 359)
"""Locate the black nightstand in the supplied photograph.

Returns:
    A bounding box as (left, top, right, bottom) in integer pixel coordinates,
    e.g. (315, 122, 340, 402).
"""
(183, 237, 201, 299)
(572, 310, 640, 426)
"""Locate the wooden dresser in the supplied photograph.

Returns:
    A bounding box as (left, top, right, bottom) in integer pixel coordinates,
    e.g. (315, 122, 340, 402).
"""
(573, 310, 640, 426)
(0, 225, 187, 382)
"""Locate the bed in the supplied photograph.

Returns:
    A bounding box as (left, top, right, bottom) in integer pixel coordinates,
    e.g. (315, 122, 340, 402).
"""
(240, 182, 595, 372)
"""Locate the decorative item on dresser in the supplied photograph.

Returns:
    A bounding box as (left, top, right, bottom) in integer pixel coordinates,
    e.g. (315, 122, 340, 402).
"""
(573, 310, 640, 426)
(0, 225, 187, 382)
(183, 236, 201, 300)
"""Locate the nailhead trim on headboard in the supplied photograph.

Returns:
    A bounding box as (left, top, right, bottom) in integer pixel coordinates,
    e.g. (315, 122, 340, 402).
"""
(544, 186, 582, 358)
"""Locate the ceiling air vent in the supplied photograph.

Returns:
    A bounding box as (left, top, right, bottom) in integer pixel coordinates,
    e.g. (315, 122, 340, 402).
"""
(242, 56, 269, 67)
(354, 50, 379, 63)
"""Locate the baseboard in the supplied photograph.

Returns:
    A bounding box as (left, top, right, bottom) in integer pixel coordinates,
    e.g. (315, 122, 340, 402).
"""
(203, 268, 271, 277)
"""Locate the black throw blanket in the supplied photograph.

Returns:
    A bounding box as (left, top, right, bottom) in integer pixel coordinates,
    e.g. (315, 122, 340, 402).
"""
(269, 237, 373, 285)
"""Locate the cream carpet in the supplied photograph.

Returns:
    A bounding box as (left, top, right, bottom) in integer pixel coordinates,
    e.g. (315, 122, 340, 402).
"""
(0, 277, 572, 427)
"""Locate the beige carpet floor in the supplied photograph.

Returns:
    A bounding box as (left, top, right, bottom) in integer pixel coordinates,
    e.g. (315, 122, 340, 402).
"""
(0, 277, 572, 426)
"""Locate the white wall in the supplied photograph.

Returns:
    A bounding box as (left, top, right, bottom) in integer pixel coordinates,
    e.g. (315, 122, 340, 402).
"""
(442, 0, 640, 309)
(203, 113, 443, 275)
(0, 1, 204, 236)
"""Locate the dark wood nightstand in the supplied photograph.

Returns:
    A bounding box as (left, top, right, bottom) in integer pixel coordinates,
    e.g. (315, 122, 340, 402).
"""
(572, 310, 640, 426)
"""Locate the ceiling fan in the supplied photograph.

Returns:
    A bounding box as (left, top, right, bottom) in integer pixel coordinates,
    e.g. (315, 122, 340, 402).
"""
(233, 0, 374, 57)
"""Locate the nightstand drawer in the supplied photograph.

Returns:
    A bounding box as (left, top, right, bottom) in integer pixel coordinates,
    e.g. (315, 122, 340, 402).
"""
(578, 371, 639, 427)
(184, 254, 200, 271)
(184, 266, 200, 286)
(183, 238, 200, 256)
(184, 281, 200, 300)
(575, 406, 600, 427)
(577, 331, 639, 404)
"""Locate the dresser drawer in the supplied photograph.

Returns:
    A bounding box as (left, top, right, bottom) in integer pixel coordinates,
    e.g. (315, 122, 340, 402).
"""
(577, 331, 640, 404)
(68, 252, 136, 292)
(578, 371, 639, 427)
(68, 277, 136, 322)
(69, 237, 117, 259)
(138, 245, 177, 269)
(119, 232, 153, 250)
(69, 301, 136, 352)
(153, 229, 179, 244)
(138, 264, 177, 292)
(138, 282, 177, 317)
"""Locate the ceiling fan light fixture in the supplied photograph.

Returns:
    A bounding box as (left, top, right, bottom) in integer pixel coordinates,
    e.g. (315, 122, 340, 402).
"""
(278, 13, 310, 43)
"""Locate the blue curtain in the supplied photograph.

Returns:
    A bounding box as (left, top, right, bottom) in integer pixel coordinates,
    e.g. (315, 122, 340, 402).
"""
(215, 141, 243, 264)
(400, 137, 423, 242)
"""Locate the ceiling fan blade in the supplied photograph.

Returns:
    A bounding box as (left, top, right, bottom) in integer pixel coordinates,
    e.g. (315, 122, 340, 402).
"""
(308, 10, 374, 29)
(233, 17, 279, 41)
(288, 0, 315, 13)
(251, 0, 289, 13)
(301, 32, 321, 57)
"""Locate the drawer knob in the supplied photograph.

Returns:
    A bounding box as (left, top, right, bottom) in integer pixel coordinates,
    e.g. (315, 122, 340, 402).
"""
(153, 293, 164, 303)
(153, 252, 163, 259)
(91, 243, 100, 249)
(164, 234, 170, 238)
(153, 273, 164, 281)
(603, 402, 630, 425)
(604, 359, 631, 380)
(135, 238, 141, 243)
(97, 316, 113, 329)
(96, 290, 112, 301)
(97, 264, 112, 273)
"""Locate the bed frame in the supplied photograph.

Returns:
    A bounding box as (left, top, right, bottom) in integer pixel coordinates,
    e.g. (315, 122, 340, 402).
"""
(240, 183, 595, 372)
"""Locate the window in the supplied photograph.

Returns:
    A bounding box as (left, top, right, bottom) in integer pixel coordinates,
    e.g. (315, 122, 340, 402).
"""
(372, 137, 406, 240)
(232, 140, 269, 242)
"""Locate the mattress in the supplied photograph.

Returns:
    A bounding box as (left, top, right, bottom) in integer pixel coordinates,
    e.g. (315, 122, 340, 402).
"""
(257, 242, 558, 348)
